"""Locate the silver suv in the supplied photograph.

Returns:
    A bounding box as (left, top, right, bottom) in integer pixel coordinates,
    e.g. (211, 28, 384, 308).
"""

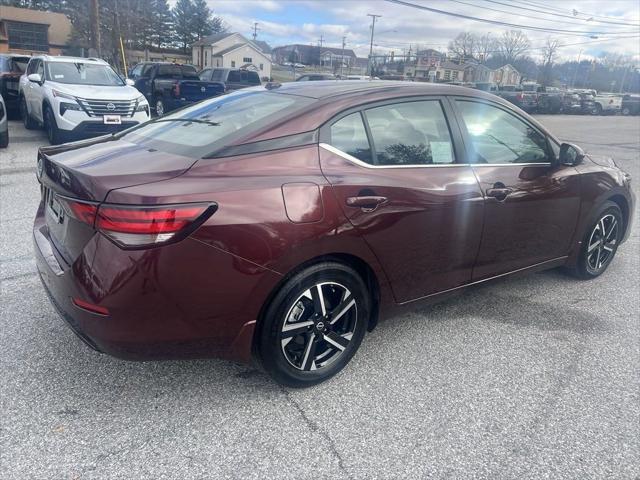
(19, 56, 150, 144)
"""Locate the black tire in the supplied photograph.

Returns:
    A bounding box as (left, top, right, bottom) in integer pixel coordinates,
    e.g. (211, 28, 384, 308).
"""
(256, 262, 370, 387)
(20, 97, 37, 130)
(0, 131, 8, 148)
(622, 106, 631, 116)
(593, 103, 603, 115)
(44, 106, 62, 145)
(570, 201, 623, 279)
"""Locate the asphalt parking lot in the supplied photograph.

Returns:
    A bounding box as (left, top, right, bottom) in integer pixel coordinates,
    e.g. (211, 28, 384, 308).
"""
(1, 115, 639, 479)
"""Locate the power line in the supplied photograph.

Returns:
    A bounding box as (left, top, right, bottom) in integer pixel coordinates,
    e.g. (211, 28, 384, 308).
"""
(385, 0, 639, 36)
(510, 0, 640, 24)
(483, 0, 640, 28)
(447, 0, 639, 31)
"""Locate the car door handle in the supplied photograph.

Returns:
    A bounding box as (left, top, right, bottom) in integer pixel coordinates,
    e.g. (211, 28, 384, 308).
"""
(346, 195, 388, 212)
(486, 183, 513, 201)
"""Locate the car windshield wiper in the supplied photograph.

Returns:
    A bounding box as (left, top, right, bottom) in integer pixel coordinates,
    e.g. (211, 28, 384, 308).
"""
(153, 118, 221, 126)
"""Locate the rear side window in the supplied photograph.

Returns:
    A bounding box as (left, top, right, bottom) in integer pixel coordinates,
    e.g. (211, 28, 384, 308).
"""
(330, 113, 373, 164)
(364, 101, 455, 165)
(248, 71, 260, 85)
(211, 69, 226, 81)
(199, 68, 212, 81)
(227, 70, 241, 82)
(11, 57, 28, 73)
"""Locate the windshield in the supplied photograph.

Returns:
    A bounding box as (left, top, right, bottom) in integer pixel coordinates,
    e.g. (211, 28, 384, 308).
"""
(119, 89, 314, 157)
(46, 62, 124, 86)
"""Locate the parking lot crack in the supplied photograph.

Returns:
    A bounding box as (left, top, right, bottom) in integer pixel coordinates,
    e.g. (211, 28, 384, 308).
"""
(281, 387, 353, 479)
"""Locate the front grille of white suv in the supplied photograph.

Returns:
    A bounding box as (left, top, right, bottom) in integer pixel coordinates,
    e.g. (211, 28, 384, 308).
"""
(76, 98, 137, 117)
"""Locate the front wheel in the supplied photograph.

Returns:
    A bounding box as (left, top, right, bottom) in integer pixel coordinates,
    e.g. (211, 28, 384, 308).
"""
(155, 98, 165, 117)
(572, 202, 623, 279)
(593, 103, 603, 115)
(622, 106, 631, 116)
(21, 97, 37, 129)
(44, 106, 62, 145)
(257, 262, 370, 387)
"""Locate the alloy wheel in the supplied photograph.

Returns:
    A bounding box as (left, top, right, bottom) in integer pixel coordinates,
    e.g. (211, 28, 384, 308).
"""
(280, 282, 357, 371)
(156, 100, 164, 116)
(586, 214, 618, 272)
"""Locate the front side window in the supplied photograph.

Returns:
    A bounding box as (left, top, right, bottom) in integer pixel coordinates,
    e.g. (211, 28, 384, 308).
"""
(227, 70, 241, 82)
(329, 112, 372, 164)
(456, 100, 550, 164)
(46, 62, 124, 86)
(199, 68, 212, 81)
(365, 100, 455, 165)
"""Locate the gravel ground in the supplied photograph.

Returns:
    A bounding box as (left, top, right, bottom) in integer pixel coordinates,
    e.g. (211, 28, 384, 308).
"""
(1, 115, 638, 479)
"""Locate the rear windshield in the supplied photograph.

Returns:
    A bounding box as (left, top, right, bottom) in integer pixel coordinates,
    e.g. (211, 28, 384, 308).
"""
(156, 64, 200, 79)
(119, 89, 314, 157)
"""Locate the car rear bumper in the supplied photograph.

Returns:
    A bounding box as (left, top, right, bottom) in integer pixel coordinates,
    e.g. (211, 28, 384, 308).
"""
(34, 203, 280, 364)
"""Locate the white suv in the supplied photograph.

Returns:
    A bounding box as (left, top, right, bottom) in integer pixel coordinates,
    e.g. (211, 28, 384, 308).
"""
(19, 56, 150, 144)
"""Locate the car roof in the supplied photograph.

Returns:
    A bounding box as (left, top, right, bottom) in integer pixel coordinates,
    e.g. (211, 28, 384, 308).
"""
(30, 55, 108, 65)
(266, 80, 480, 100)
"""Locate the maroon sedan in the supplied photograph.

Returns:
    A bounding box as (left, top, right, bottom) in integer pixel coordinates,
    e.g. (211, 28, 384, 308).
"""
(34, 82, 634, 387)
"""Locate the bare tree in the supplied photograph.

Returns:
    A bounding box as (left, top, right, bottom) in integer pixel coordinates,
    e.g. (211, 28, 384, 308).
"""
(497, 30, 530, 64)
(540, 37, 562, 85)
(448, 32, 476, 63)
(475, 33, 496, 64)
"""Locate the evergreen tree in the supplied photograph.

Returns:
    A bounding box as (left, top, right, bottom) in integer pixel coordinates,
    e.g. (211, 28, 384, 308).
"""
(172, 0, 193, 53)
(150, 0, 174, 49)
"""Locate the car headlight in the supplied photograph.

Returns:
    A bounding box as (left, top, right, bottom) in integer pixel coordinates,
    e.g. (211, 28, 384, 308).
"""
(60, 102, 83, 116)
(52, 89, 77, 101)
(135, 96, 149, 114)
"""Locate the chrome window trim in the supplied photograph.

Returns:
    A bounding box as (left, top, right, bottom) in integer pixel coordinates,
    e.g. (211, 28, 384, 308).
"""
(319, 143, 469, 169)
(472, 162, 551, 167)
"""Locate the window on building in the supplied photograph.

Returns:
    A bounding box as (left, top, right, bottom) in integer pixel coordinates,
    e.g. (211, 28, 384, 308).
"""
(452, 71, 459, 79)
(259, 63, 264, 71)
(243, 57, 253, 63)
(7, 21, 49, 52)
(231, 61, 236, 68)
(205, 51, 209, 66)
(444, 70, 451, 80)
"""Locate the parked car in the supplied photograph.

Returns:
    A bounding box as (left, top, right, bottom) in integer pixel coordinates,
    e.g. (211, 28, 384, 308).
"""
(199, 68, 261, 92)
(19, 56, 150, 145)
(561, 92, 583, 114)
(296, 73, 337, 81)
(494, 85, 537, 112)
(621, 94, 640, 115)
(130, 62, 224, 116)
(537, 89, 564, 114)
(1, 53, 30, 114)
(577, 92, 597, 115)
(34, 82, 634, 387)
(0, 94, 8, 148)
(593, 93, 622, 115)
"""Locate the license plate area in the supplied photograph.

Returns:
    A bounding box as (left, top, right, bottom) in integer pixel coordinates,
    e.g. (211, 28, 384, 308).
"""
(45, 187, 65, 224)
(103, 114, 122, 125)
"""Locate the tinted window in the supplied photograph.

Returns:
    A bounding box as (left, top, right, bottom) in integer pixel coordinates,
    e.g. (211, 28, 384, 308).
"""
(456, 101, 550, 164)
(248, 71, 260, 85)
(330, 112, 373, 164)
(120, 90, 313, 157)
(180, 65, 199, 79)
(227, 70, 241, 82)
(10, 56, 29, 73)
(211, 69, 226, 81)
(297, 75, 309, 81)
(130, 64, 143, 78)
(199, 68, 212, 81)
(365, 101, 455, 165)
(157, 64, 180, 78)
(26, 59, 38, 75)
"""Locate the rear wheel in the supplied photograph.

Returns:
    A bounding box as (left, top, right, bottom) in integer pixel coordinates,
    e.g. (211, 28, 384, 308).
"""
(572, 201, 623, 279)
(622, 106, 631, 116)
(257, 262, 370, 387)
(21, 97, 37, 130)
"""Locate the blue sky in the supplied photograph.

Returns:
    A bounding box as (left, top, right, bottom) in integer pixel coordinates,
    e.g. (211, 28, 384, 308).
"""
(195, 0, 640, 62)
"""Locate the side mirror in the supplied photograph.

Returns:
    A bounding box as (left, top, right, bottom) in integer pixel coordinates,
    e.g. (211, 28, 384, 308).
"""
(559, 142, 584, 166)
(125, 78, 135, 86)
(27, 73, 42, 84)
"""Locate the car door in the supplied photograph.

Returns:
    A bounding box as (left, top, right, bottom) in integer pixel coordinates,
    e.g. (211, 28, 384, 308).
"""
(134, 65, 154, 101)
(199, 68, 213, 81)
(30, 60, 46, 122)
(452, 98, 581, 280)
(319, 98, 485, 304)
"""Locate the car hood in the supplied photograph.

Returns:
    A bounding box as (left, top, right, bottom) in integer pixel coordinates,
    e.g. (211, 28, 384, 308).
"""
(585, 154, 617, 168)
(48, 82, 142, 101)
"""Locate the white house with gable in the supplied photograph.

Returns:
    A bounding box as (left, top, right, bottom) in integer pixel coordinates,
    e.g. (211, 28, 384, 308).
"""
(192, 32, 272, 79)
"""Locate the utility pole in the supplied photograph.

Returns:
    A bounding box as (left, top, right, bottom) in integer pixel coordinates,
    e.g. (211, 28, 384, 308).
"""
(341, 36, 346, 78)
(90, 0, 101, 56)
(252, 22, 259, 41)
(319, 34, 324, 49)
(571, 49, 582, 88)
(367, 13, 381, 78)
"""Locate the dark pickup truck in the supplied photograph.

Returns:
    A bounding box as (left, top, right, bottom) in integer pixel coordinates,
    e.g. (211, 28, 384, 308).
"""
(622, 94, 640, 115)
(493, 85, 538, 112)
(130, 62, 224, 116)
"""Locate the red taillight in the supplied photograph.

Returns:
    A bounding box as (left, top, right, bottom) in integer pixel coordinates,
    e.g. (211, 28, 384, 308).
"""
(72, 298, 109, 316)
(516, 93, 524, 101)
(172, 82, 180, 97)
(59, 198, 216, 249)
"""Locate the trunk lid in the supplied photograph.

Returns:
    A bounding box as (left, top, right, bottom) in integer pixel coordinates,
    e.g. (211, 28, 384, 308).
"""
(37, 136, 197, 265)
(178, 80, 224, 101)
